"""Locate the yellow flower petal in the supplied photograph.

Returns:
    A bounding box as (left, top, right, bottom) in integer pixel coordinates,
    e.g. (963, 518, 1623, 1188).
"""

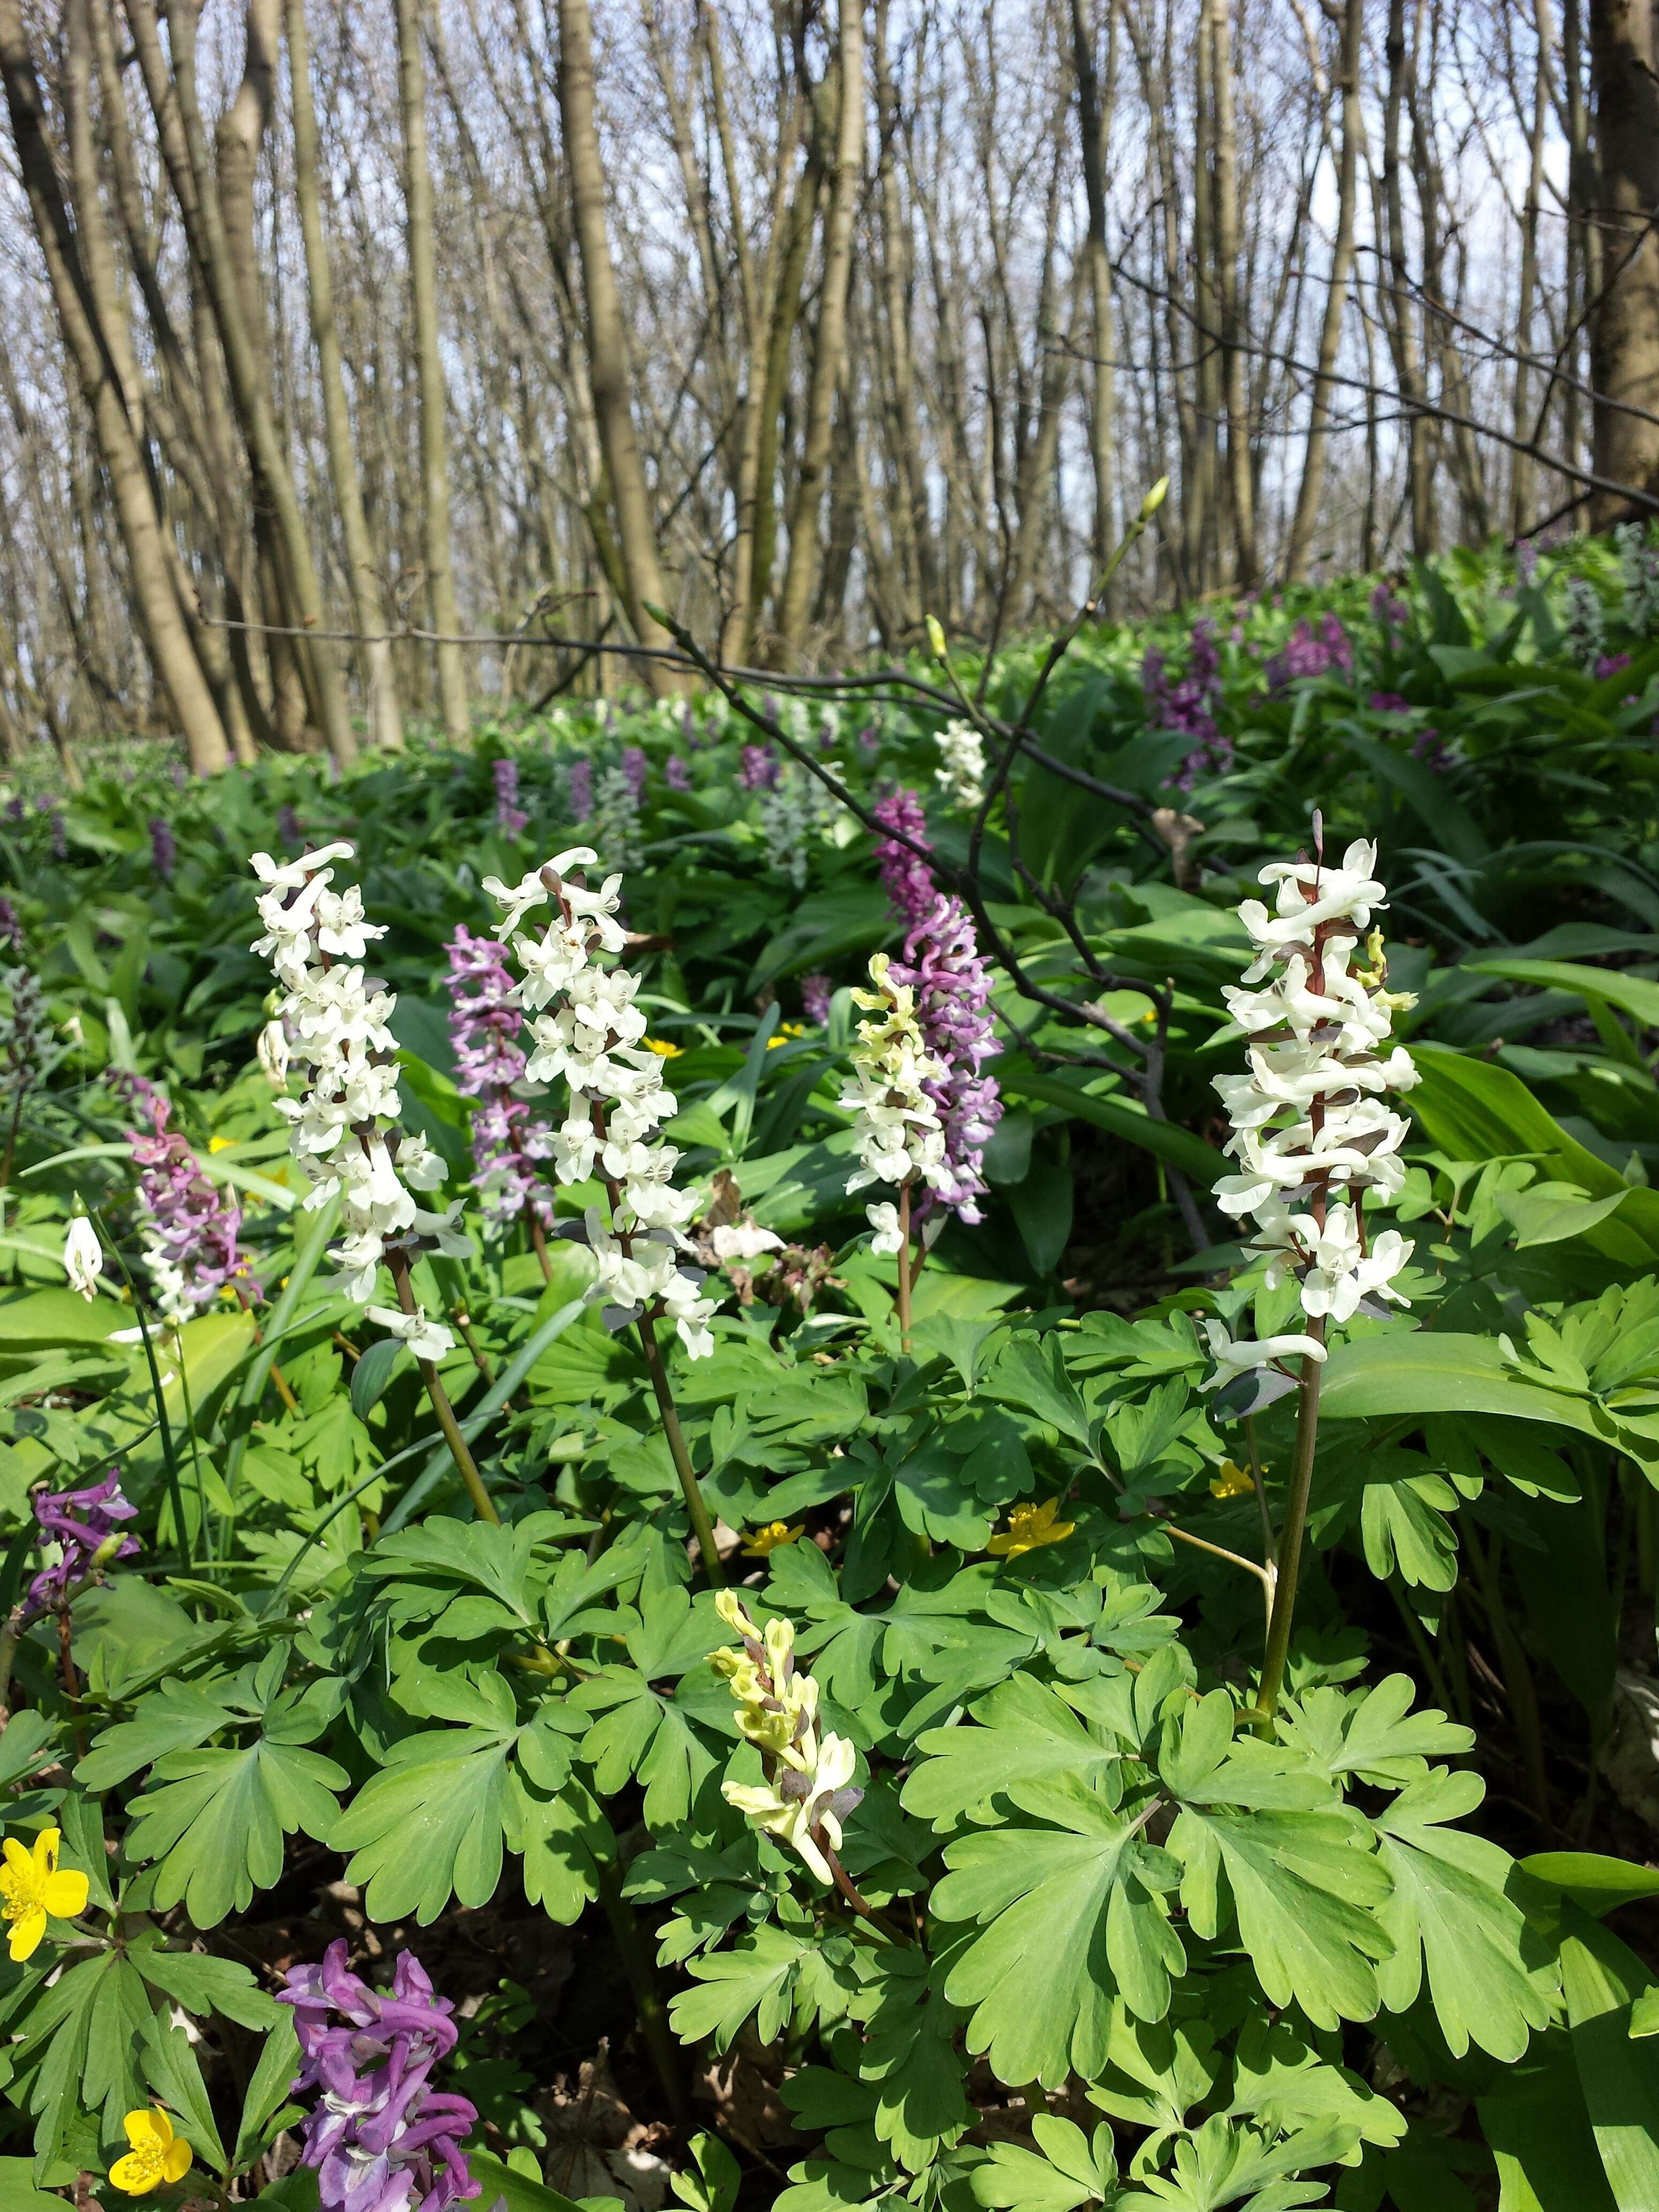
(124, 2109, 174, 2149)
(109, 2151, 159, 2195)
(1, 1835, 34, 1879)
(8, 1905, 44, 1960)
(162, 2140, 193, 2182)
(32, 1827, 61, 1877)
(41, 1869, 89, 1920)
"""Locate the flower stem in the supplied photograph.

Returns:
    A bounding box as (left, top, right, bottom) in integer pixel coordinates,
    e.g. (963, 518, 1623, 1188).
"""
(592, 1858, 691, 2127)
(636, 1314, 723, 1583)
(1255, 1320, 1327, 1729)
(896, 1180, 914, 1353)
(388, 1253, 500, 1525)
(525, 1199, 555, 1283)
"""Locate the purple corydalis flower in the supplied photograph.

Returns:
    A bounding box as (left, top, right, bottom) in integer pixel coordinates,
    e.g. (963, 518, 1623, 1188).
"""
(1411, 726, 1451, 773)
(621, 745, 648, 799)
(889, 895, 1002, 1225)
(279, 1941, 481, 2212)
(1264, 614, 1352, 693)
(665, 754, 692, 791)
(801, 973, 833, 1025)
(1145, 629, 1231, 792)
(115, 1072, 255, 1321)
(446, 925, 554, 1235)
(148, 818, 176, 880)
(738, 744, 778, 792)
(872, 787, 937, 932)
(1368, 691, 1410, 714)
(0, 896, 20, 951)
(492, 758, 528, 839)
(1595, 652, 1633, 681)
(277, 803, 302, 848)
(857, 723, 879, 752)
(1371, 581, 1409, 635)
(567, 758, 594, 820)
(26, 1474, 139, 1616)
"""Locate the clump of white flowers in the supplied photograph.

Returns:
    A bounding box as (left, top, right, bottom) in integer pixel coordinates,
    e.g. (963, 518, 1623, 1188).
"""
(712, 1591, 861, 1887)
(934, 719, 987, 812)
(250, 843, 467, 1351)
(484, 845, 718, 1358)
(841, 954, 947, 1244)
(1204, 833, 1419, 1394)
(1617, 522, 1659, 637)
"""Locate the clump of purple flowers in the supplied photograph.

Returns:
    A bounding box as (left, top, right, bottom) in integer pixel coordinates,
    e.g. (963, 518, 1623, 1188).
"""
(492, 757, 528, 839)
(871, 787, 937, 932)
(1144, 621, 1232, 790)
(1370, 581, 1409, 637)
(447, 925, 554, 1239)
(1264, 613, 1352, 693)
(567, 758, 594, 820)
(0, 896, 20, 951)
(801, 973, 833, 1026)
(279, 1941, 482, 2212)
(890, 896, 1002, 1224)
(148, 818, 176, 880)
(115, 1072, 255, 1324)
(1411, 727, 1451, 773)
(738, 744, 779, 792)
(25, 1474, 139, 1618)
(665, 754, 692, 791)
(621, 744, 649, 799)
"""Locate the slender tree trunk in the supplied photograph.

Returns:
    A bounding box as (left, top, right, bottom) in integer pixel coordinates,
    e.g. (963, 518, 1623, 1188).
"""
(1070, 0, 1119, 593)
(1511, 0, 1553, 532)
(744, 144, 820, 656)
(0, 0, 230, 773)
(556, 0, 681, 691)
(775, 0, 866, 660)
(394, 0, 468, 737)
(1286, 0, 1364, 581)
(1208, 0, 1256, 587)
(1383, 0, 1432, 554)
(1561, 0, 1595, 488)
(1587, 0, 1659, 519)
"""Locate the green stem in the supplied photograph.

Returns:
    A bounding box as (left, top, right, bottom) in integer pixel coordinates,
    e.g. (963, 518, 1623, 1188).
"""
(97, 1222, 191, 1573)
(388, 1252, 500, 1525)
(1255, 1323, 1327, 1729)
(592, 1858, 691, 2128)
(637, 1314, 723, 1583)
(895, 1180, 913, 1354)
(1467, 1526, 1551, 1829)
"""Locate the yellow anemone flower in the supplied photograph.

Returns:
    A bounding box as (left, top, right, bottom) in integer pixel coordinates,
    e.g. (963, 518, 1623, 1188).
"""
(1209, 1459, 1259, 1501)
(766, 1025, 806, 1049)
(743, 1520, 804, 1557)
(644, 1037, 683, 1057)
(109, 2108, 193, 2196)
(0, 1827, 89, 1960)
(208, 1134, 234, 1153)
(987, 1498, 1075, 1559)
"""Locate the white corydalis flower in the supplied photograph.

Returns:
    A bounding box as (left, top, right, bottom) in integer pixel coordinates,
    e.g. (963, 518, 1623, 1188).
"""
(250, 844, 471, 1304)
(935, 719, 987, 813)
(711, 1591, 862, 1887)
(1210, 835, 1419, 1378)
(63, 1214, 102, 1301)
(365, 1302, 456, 1364)
(841, 954, 947, 1200)
(489, 846, 718, 1359)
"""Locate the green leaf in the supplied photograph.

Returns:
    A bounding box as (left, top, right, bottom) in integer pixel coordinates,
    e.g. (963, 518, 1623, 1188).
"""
(1371, 1770, 1549, 2060)
(996, 1062, 1224, 1187)
(234, 2015, 302, 2171)
(0, 2159, 67, 2210)
(1118, 2113, 1350, 2210)
(1520, 1850, 1659, 1918)
(1464, 955, 1659, 1034)
(1477, 2037, 1616, 2212)
(668, 1924, 817, 2053)
(1559, 1900, 1659, 2207)
(124, 1740, 348, 1927)
(989, 1335, 1093, 1448)
(903, 1675, 1129, 1832)
(1320, 1333, 1603, 1436)
(469, 2148, 588, 2212)
(141, 2014, 228, 2176)
(576, 1671, 715, 1828)
(75, 1678, 238, 1792)
(1275, 1677, 1473, 1793)
(328, 1723, 521, 1924)
(934, 1775, 1186, 2086)
(131, 1939, 280, 2029)
(350, 1334, 407, 1416)
(970, 2119, 1120, 2211)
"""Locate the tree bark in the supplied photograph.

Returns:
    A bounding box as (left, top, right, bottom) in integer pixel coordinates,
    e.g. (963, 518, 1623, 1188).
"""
(394, 0, 468, 738)
(556, 0, 681, 691)
(1286, 0, 1364, 582)
(1587, 0, 1659, 519)
(1070, 0, 1119, 591)
(1207, 0, 1255, 587)
(0, 0, 230, 774)
(775, 0, 866, 660)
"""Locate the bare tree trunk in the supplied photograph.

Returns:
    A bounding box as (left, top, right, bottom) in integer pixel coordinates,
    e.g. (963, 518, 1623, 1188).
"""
(556, 0, 681, 691)
(1382, 0, 1432, 554)
(776, 0, 866, 660)
(1511, 0, 1553, 532)
(394, 0, 467, 738)
(1286, 0, 1364, 581)
(1070, 0, 1118, 591)
(1587, 0, 1659, 519)
(1561, 0, 1596, 488)
(287, 0, 401, 749)
(1208, 0, 1256, 587)
(0, 0, 229, 773)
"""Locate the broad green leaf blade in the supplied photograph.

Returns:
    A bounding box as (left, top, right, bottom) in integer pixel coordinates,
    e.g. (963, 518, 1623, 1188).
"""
(1559, 1900, 1659, 2208)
